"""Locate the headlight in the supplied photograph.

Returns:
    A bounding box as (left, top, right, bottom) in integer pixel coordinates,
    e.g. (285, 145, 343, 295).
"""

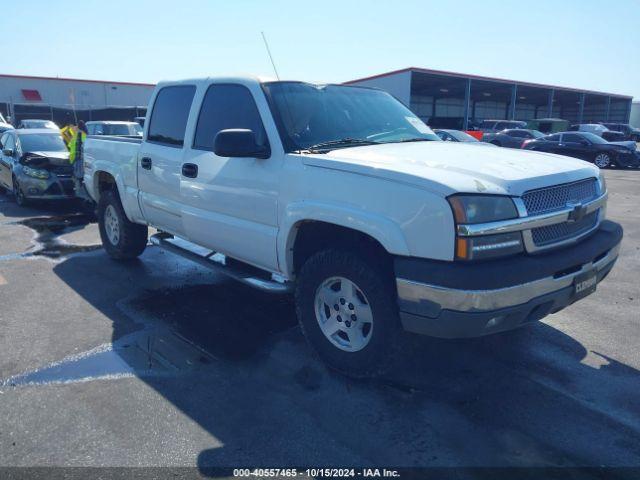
(448, 195, 523, 260)
(448, 195, 518, 224)
(22, 166, 50, 179)
(598, 174, 606, 195)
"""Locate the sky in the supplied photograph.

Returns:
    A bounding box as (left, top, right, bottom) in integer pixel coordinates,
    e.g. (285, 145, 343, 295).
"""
(4, 0, 640, 98)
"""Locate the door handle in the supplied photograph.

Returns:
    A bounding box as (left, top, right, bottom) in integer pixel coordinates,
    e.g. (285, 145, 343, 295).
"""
(182, 163, 198, 178)
(140, 157, 152, 170)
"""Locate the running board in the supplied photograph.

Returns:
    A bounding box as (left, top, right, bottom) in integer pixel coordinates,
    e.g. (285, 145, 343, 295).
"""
(149, 233, 292, 294)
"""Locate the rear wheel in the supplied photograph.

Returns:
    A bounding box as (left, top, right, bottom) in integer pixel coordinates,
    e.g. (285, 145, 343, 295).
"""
(98, 189, 148, 260)
(594, 152, 612, 168)
(295, 249, 401, 378)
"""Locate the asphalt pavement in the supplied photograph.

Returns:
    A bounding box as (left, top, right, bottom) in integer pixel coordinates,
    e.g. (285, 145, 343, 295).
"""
(0, 170, 639, 476)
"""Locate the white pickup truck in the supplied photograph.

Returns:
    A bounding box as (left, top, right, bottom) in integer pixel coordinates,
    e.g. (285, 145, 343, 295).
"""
(84, 76, 623, 377)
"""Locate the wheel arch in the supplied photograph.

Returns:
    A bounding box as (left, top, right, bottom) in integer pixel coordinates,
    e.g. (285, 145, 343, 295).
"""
(279, 203, 410, 279)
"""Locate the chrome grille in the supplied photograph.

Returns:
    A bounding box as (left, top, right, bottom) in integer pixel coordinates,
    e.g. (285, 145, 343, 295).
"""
(531, 211, 599, 246)
(522, 178, 598, 215)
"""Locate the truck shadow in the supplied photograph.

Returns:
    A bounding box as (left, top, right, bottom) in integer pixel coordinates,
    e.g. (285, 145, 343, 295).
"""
(41, 244, 640, 469)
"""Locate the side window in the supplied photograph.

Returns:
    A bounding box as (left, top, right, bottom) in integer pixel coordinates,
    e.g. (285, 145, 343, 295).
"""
(547, 134, 561, 142)
(563, 133, 584, 143)
(507, 130, 525, 138)
(495, 122, 510, 131)
(193, 84, 268, 151)
(148, 85, 196, 147)
(5, 134, 15, 150)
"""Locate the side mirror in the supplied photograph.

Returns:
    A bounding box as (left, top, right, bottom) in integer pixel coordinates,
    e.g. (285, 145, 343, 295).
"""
(214, 129, 270, 159)
(2, 148, 14, 157)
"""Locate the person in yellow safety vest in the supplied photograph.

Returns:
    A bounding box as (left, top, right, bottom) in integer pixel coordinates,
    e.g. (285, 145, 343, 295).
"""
(69, 120, 87, 165)
(69, 121, 89, 200)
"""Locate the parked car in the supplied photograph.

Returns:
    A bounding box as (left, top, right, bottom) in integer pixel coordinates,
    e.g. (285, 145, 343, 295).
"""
(84, 76, 621, 377)
(0, 129, 75, 205)
(522, 131, 639, 168)
(478, 119, 527, 133)
(434, 129, 494, 146)
(526, 118, 569, 134)
(483, 129, 545, 148)
(570, 124, 625, 142)
(86, 121, 143, 137)
(0, 112, 13, 133)
(17, 119, 59, 130)
(601, 123, 640, 142)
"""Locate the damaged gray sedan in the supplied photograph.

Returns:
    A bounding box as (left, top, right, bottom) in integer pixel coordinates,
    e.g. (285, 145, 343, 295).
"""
(0, 129, 75, 206)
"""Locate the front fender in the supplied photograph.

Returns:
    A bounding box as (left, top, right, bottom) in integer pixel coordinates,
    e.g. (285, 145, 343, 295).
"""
(278, 200, 411, 277)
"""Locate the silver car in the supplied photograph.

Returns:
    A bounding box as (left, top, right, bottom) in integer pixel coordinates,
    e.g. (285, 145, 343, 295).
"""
(0, 129, 74, 206)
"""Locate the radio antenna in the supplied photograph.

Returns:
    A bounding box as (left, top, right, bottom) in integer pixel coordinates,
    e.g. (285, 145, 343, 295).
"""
(261, 31, 280, 80)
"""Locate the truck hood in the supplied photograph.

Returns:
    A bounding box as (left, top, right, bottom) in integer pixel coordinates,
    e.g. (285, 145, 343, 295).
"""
(301, 141, 599, 196)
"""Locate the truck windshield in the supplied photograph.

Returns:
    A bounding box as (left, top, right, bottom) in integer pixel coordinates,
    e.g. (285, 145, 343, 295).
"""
(263, 82, 439, 152)
(99, 124, 142, 136)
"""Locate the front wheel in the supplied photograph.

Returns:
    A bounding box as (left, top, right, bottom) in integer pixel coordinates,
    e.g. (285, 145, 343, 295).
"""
(12, 176, 28, 206)
(295, 249, 401, 378)
(594, 152, 612, 168)
(98, 189, 148, 260)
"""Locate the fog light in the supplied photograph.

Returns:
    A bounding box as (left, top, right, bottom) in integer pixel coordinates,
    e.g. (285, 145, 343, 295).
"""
(485, 316, 504, 328)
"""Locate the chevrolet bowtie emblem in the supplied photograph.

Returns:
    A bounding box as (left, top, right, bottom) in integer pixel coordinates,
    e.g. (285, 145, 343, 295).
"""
(567, 203, 588, 222)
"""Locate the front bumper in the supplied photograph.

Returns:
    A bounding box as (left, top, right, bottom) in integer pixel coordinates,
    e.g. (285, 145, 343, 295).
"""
(20, 174, 76, 200)
(395, 220, 623, 338)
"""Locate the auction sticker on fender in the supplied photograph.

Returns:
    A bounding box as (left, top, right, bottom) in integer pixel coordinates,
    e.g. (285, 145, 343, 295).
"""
(573, 269, 597, 301)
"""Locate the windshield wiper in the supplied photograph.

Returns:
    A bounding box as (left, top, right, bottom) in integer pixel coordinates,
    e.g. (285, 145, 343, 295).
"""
(299, 138, 381, 153)
(391, 137, 435, 143)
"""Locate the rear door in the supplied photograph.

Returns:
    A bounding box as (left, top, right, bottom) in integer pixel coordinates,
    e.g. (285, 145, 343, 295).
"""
(137, 84, 196, 236)
(180, 81, 282, 271)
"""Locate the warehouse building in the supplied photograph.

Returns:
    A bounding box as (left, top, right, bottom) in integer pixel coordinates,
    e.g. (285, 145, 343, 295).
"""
(0, 74, 155, 126)
(345, 67, 634, 130)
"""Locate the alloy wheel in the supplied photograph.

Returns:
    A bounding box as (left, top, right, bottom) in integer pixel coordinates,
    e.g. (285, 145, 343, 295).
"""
(314, 276, 374, 352)
(595, 153, 611, 168)
(104, 205, 121, 246)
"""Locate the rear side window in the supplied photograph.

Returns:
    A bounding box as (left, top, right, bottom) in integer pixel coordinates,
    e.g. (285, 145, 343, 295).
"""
(546, 134, 561, 142)
(193, 84, 268, 151)
(148, 85, 196, 147)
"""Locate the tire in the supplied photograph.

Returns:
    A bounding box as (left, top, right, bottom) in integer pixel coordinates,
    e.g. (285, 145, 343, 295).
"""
(594, 152, 612, 169)
(295, 249, 401, 378)
(97, 189, 148, 260)
(12, 176, 29, 206)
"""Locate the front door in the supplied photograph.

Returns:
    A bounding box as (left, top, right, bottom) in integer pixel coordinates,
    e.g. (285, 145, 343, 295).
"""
(0, 133, 16, 189)
(137, 84, 196, 236)
(180, 82, 281, 272)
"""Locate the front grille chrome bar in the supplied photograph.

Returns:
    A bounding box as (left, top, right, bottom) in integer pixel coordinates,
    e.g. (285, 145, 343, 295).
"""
(457, 192, 607, 238)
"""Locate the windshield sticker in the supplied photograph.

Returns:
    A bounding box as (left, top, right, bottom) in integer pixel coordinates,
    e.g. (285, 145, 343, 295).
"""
(406, 116, 433, 134)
